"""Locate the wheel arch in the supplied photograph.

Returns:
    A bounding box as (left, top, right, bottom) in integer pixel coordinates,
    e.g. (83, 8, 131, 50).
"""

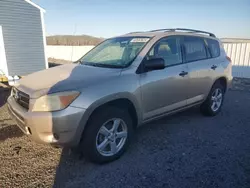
(88, 98, 139, 128)
(74, 94, 141, 145)
(214, 76, 228, 92)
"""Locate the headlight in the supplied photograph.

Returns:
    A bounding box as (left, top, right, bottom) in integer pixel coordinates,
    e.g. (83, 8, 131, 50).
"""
(32, 91, 80, 112)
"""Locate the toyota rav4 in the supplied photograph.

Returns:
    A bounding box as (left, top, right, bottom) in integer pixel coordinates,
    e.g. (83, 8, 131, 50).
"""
(8, 28, 232, 163)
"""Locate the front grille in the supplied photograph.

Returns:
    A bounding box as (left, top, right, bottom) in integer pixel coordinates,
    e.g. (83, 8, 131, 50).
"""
(8, 105, 26, 133)
(12, 88, 30, 110)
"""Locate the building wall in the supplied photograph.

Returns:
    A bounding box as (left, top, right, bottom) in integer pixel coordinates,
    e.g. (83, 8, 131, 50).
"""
(0, 26, 8, 76)
(223, 43, 250, 78)
(46, 45, 95, 62)
(0, 0, 46, 76)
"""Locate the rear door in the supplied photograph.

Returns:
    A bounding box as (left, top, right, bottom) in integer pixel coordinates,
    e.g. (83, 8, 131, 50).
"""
(182, 36, 215, 105)
(140, 36, 189, 120)
(205, 38, 223, 78)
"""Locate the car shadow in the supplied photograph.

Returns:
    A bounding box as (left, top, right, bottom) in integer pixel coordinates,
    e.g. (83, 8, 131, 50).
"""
(52, 106, 203, 187)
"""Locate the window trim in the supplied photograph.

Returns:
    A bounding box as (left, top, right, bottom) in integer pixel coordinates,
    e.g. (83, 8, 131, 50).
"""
(136, 35, 184, 74)
(182, 36, 211, 64)
(182, 36, 221, 64)
(204, 38, 221, 58)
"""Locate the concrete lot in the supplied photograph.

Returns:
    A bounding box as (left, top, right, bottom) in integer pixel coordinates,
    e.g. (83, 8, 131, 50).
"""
(0, 86, 250, 187)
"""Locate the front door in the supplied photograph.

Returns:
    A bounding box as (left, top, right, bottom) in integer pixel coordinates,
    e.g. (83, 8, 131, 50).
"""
(139, 36, 189, 120)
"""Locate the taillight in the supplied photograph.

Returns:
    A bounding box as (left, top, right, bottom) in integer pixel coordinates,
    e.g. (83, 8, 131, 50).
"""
(226, 56, 232, 63)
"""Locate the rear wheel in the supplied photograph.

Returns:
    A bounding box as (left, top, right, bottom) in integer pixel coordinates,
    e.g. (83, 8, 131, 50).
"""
(200, 82, 225, 116)
(79, 106, 134, 163)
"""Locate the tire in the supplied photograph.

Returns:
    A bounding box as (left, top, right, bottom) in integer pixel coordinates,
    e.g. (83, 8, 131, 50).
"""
(200, 81, 225, 116)
(79, 106, 134, 164)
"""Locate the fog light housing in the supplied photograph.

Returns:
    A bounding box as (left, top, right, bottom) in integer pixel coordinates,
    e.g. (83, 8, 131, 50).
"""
(25, 126, 31, 135)
(53, 133, 59, 140)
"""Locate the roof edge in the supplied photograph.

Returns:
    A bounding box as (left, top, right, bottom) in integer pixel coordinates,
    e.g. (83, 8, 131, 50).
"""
(24, 0, 46, 13)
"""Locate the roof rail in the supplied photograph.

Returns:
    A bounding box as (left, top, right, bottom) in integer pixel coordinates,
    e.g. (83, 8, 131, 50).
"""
(149, 28, 216, 37)
(127, 31, 144, 34)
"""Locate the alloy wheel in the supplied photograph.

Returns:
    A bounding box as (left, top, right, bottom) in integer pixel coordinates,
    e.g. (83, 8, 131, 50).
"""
(96, 118, 128, 157)
(211, 88, 223, 112)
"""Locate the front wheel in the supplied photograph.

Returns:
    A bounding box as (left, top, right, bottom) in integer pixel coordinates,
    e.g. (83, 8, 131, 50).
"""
(200, 82, 225, 116)
(79, 106, 134, 163)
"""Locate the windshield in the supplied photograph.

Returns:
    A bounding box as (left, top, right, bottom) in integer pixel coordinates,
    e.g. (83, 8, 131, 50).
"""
(80, 37, 150, 68)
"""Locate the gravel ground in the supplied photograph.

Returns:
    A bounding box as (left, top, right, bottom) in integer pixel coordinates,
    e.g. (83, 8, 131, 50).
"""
(1, 82, 250, 187)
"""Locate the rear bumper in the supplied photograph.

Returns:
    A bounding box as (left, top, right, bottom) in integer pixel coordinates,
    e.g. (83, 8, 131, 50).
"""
(7, 96, 86, 147)
(227, 75, 233, 90)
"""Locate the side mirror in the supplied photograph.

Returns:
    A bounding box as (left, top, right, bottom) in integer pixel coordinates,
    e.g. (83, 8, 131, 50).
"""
(144, 58, 165, 71)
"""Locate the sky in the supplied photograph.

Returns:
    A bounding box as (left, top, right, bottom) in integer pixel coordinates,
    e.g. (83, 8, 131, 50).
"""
(33, 0, 250, 38)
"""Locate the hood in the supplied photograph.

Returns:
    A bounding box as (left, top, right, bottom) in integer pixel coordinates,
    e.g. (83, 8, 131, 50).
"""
(16, 64, 121, 98)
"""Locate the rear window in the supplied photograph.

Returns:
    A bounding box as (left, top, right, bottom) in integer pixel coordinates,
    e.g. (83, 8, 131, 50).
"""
(183, 36, 207, 62)
(206, 39, 220, 58)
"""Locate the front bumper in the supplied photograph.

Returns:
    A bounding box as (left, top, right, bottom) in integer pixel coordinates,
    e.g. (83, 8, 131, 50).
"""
(7, 96, 86, 147)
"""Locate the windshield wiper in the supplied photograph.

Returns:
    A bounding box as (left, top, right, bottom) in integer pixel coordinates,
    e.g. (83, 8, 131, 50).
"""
(78, 61, 93, 66)
(82, 62, 124, 68)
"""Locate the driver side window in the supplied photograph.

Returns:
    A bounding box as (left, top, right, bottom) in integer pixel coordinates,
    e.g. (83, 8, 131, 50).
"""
(147, 37, 182, 67)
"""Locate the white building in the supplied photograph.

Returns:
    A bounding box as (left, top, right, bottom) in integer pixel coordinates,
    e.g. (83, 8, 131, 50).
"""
(0, 0, 47, 78)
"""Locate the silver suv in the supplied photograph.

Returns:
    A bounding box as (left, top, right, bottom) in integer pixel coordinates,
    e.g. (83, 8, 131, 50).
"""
(8, 28, 232, 163)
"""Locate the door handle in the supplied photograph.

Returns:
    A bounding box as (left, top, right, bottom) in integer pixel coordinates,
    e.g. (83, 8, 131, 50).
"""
(211, 65, 217, 70)
(179, 71, 188, 77)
